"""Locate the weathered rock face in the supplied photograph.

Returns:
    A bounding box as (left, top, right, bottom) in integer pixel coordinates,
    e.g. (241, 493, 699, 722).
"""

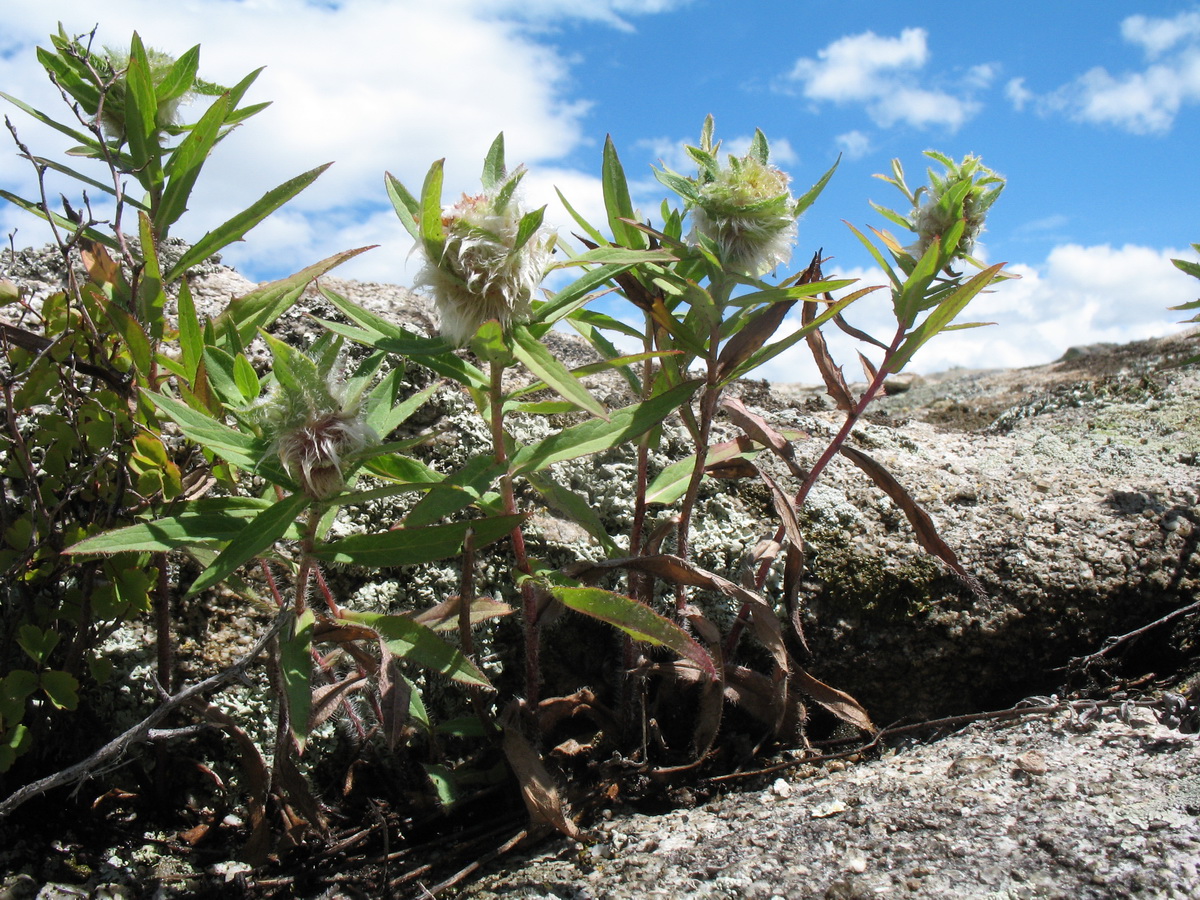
(460, 707, 1200, 900)
(6, 247, 1197, 726)
(772, 335, 1200, 723)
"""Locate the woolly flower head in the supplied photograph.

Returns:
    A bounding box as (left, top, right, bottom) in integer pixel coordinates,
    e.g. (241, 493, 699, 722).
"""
(253, 336, 376, 501)
(690, 153, 797, 277)
(904, 153, 1003, 263)
(417, 168, 554, 347)
(99, 44, 192, 141)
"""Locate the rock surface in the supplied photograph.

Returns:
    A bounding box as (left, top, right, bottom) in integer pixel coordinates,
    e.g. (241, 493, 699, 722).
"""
(3, 250, 1200, 898)
(461, 706, 1200, 900)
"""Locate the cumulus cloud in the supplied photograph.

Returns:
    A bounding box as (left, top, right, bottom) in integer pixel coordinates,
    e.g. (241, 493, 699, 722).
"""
(783, 28, 985, 132)
(1017, 10, 1200, 134)
(0, 0, 687, 279)
(835, 130, 871, 160)
(754, 244, 1198, 384)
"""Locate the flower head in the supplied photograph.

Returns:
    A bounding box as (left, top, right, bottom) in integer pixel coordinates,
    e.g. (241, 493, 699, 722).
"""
(417, 168, 554, 347)
(253, 335, 376, 501)
(691, 154, 798, 276)
(904, 153, 1004, 263)
(99, 44, 193, 141)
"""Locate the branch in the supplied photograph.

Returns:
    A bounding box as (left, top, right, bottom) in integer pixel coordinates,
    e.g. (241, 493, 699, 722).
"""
(0, 609, 289, 820)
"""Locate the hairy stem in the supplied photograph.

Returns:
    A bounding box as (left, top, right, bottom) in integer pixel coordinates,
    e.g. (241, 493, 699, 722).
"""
(488, 359, 539, 703)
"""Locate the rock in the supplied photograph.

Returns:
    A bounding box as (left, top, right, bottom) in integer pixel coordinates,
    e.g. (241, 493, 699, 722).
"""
(460, 708, 1200, 900)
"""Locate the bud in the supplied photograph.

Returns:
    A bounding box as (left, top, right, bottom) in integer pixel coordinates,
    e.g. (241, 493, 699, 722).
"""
(417, 168, 553, 347)
(253, 336, 376, 501)
(905, 153, 1003, 263)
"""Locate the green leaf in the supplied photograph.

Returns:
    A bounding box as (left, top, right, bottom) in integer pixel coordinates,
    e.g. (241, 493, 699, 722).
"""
(793, 155, 841, 218)
(886, 262, 1006, 375)
(281, 609, 315, 749)
(177, 278, 203, 385)
(385, 171, 422, 242)
(404, 454, 508, 528)
(526, 471, 621, 556)
(104, 288, 153, 379)
(66, 498, 303, 555)
(340, 611, 492, 688)
(157, 44, 200, 104)
(554, 186, 606, 247)
(187, 492, 311, 596)
(0, 724, 32, 773)
(0, 189, 118, 251)
(550, 585, 717, 678)
(510, 325, 607, 419)
(602, 135, 646, 250)
(165, 163, 335, 281)
(419, 159, 447, 264)
(644, 439, 757, 506)
(122, 33, 160, 184)
(512, 206, 548, 254)
(232, 353, 261, 403)
(17, 625, 59, 666)
(210, 246, 372, 347)
(312, 514, 526, 568)
(145, 390, 280, 475)
(511, 380, 700, 475)
(481, 132, 506, 191)
(158, 92, 233, 232)
(1, 670, 38, 721)
(367, 376, 438, 438)
(39, 670, 80, 711)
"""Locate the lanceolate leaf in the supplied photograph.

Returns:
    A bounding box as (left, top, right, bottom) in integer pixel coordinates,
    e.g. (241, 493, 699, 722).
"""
(65, 497, 304, 555)
(312, 514, 527, 568)
(339, 611, 492, 688)
(280, 609, 315, 749)
(550, 585, 717, 679)
(792, 667, 874, 732)
(144, 391, 293, 486)
(187, 491, 310, 596)
(885, 262, 1006, 375)
(512, 380, 700, 475)
(210, 246, 373, 346)
(511, 325, 608, 419)
(166, 163, 335, 281)
(566, 554, 787, 670)
(602, 135, 645, 250)
(839, 445, 984, 596)
(385, 171, 422, 242)
(644, 437, 758, 506)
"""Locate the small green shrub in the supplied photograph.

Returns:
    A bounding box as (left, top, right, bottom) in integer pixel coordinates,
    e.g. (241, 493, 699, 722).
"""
(1, 25, 1011, 858)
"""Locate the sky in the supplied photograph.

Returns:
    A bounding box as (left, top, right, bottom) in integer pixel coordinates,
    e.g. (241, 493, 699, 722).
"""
(2, 0, 1200, 384)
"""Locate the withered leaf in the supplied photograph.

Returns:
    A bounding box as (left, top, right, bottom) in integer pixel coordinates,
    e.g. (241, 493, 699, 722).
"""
(839, 445, 985, 596)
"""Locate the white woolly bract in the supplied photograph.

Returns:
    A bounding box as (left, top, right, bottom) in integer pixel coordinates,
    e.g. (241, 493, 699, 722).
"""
(275, 410, 376, 501)
(691, 157, 798, 276)
(417, 189, 552, 346)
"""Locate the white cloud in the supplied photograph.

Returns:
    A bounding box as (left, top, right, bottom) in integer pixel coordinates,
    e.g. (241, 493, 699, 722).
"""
(784, 28, 985, 132)
(0, 0, 688, 281)
(1005, 77, 1033, 111)
(835, 130, 871, 160)
(1122, 11, 1200, 58)
(755, 244, 1198, 384)
(1024, 11, 1200, 134)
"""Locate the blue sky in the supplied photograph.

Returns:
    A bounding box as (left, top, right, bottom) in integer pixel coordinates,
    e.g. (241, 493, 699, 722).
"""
(3, 1, 1199, 382)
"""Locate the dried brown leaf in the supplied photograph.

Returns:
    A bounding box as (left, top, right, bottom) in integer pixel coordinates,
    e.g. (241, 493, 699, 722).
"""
(500, 701, 580, 839)
(839, 445, 985, 596)
(792, 666, 874, 732)
(802, 298, 856, 411)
